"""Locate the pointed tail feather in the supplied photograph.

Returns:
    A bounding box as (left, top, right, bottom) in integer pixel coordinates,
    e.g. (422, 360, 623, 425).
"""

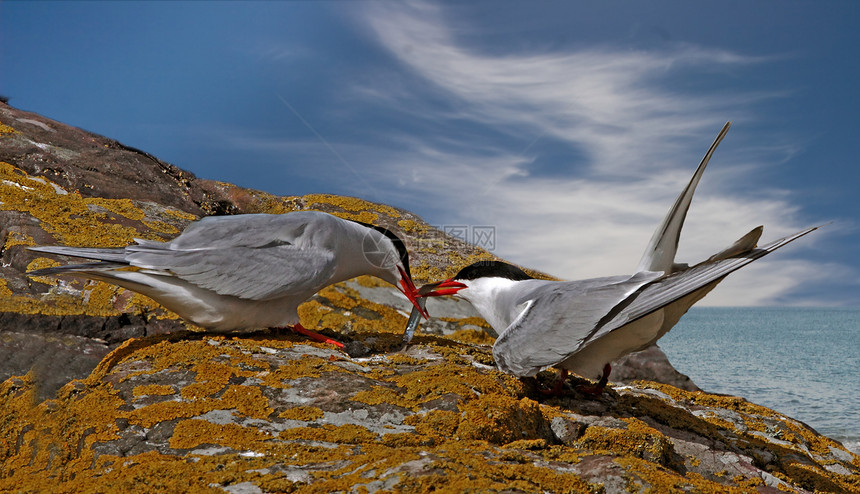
(28, 245, 129, 263)
(602, 225, 820, 341)
(28, 262, 126, 277)
(637, 122, 732, 273)
(707, 226, 763, 262)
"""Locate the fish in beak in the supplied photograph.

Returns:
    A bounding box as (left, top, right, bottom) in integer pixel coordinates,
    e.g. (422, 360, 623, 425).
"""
(401, 278, 468, 346)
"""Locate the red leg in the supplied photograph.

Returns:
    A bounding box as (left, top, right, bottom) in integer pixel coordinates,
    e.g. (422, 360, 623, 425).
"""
(289, 323, 345, 349)
(576, 363, 611, 396)
(539, 368, 570, 396)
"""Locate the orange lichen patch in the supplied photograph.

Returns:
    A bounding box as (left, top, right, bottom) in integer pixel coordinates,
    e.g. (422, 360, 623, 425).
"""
(24, 256, 60, 284)
(87, 197, 146, 221)
(280, 423, 378, 445)
(170, 419, 274, 450)
(396, 218, 429, 235)
(0, 162, 182, 248)
(112, 338, 266, 382)
(278, 406, 324, 421)
(732, 474, 765, 489)
(403, 410, 460, 439)
(265, 355, 347, 382)
(446, 328, 496, 345)
(3, 230, 35, 250)
(0, 275, 135, 318)
(161, 208, 198, 221)
(0, 279, 12, 297)
(141, 219, 180, 234)
(377, 432, 433, 448)
(615, 457, 752, 493)
(779, 461, 859, 493)
(353, 361, 519, 411)
(442, 315, 493, 328)
(778, 418, 848, 457)
(0, 123, 19, 134)
(132, 384, 175, 397)
(503, 438, 549, 450)
(298, 284, 409, 341)
(304, 193, 399, 219)
(180, 360, 255, 399)
(384, 353, 429, 366)
(402, 443, 597, 493)
(636, 381, 853, 460)
(127, 384, 274, 428)
(576, 423, 674, 465)
(457, 394, 549, 445)
(353, 274, 389, 288)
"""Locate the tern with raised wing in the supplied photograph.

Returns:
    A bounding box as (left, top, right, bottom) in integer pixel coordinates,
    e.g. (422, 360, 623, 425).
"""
(405, 122, 819, 393)
(29, 211, 426, 348)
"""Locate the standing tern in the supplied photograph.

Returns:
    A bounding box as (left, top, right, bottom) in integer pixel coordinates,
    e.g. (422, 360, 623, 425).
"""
(405, 122, 820, 393)
(28, 211, 427, 348)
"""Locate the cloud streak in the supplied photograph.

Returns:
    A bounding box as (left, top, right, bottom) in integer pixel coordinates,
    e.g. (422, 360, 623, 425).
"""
(344, 1, 832, 306)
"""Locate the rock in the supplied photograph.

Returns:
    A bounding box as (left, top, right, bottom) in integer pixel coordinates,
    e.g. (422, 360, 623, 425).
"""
(3, 102, 857, 492)
(1, 333, 858, 492)
(612, 344, 701, 392)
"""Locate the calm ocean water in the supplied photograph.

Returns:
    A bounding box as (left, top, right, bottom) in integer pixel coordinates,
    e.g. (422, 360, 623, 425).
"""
(659, 307, 860, 454)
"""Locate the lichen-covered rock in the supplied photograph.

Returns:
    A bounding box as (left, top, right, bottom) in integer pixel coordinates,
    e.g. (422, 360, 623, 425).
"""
(4, 102, 857, 492)
(1, 331, 858, 493)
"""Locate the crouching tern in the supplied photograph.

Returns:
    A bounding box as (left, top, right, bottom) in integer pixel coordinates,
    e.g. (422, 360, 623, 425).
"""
(405, 122, 819, 393)
(29, 211, 427, 348)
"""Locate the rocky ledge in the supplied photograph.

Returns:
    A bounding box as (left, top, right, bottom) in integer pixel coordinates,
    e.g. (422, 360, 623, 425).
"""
(1, 103, 858, 492)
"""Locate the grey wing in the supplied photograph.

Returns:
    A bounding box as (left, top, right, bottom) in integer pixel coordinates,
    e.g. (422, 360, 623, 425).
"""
(29, 212, 341, 300)
(166, 212, 329, 250)
(491, 271, 663, 377)
(593, 225, 819, 343)
(126, 244, 337, 300)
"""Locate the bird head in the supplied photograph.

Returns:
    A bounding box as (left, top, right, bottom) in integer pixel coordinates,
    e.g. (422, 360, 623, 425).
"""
(416, 261, 530, 300)
(357, 222, 429, 318)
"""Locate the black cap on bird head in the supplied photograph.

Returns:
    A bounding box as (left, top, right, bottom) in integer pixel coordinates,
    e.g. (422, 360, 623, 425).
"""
(452, 261, 534, 281)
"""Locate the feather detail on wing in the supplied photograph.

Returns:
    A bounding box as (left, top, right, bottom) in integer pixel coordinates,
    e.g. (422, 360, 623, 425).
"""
(28, 211, 344, 301)
(491, 271, 663, 377)
(593, 226, 818, 342)
(125, 244, 336, 300)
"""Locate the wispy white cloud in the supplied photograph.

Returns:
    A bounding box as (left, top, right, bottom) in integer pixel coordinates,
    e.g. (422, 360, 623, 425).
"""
(218, 1, 842, 305)
(343, 1, 836, 306)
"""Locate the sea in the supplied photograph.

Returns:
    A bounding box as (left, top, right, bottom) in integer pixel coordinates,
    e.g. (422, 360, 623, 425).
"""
(658, 307, 860, 454)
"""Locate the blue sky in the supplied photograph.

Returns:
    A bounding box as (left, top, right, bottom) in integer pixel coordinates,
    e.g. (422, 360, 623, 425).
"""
(1, 1, 857, 306)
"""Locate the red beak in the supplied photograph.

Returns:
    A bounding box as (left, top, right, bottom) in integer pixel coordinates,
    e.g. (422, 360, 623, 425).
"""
(398, 266, 429, 319)
(417, 278, 468, 298)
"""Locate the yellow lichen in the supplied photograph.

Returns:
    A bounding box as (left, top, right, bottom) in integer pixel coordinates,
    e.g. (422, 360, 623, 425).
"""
(161, 208, 198, 221)
(280, 424, 378, 444)
(446, 328, 496, 345)
(3, 230, 35, 250)
(304, 193, 399, 218)
(456, 395, 548, 445)
(132, 384, 175, 397)
(278, 406, 324, 422)
(170, 419, 274, 450)
(87, 197, 146, 221)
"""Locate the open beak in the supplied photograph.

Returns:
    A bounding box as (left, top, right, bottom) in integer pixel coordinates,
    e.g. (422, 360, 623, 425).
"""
(398, 266, 429, 319)
(401, 278, 468, 346)
(417, 278, 468, 297)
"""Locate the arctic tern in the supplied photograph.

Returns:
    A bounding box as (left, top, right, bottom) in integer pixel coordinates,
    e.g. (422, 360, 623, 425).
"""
(29, 210, 426, 348)
(405, 122, 819, 393)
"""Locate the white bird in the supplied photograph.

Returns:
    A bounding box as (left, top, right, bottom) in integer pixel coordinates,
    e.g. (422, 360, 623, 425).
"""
(29, 210, 426, 348)
(405, 122, 819, 393)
